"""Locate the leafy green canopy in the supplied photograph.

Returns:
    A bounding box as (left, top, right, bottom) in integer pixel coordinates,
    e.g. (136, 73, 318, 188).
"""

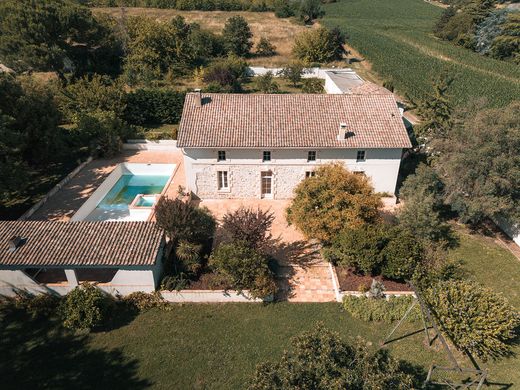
(248, 324, 415, 389)
(432, 101, 520, 225)
(424, 279, 520, 360)
(222, 16, 253, 57)
(286, 163, 382, 242)
(209, 242, 276, 299)
(0, 0, 122, 77)
(293, 27, 346, 64)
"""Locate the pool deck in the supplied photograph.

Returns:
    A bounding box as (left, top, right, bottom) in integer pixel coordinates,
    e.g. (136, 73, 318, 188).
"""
(29, 150, 185, 221)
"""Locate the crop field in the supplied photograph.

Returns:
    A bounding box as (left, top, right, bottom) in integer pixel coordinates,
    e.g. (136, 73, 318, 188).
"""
(95, 8, 312, 67)
(322, 0, 520, 107)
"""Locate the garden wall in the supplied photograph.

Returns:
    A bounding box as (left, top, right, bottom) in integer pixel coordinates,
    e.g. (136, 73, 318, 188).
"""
(160, 290, 267, 303)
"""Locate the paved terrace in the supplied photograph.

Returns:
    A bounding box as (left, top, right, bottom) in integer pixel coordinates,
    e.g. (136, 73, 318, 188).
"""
(29, 150, 186, 221)
(199, 199, 336, 302)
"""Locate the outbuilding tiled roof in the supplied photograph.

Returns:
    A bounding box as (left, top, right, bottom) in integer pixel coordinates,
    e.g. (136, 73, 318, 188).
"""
(177, 93, 411, 149)
(0, 221, 164, 267)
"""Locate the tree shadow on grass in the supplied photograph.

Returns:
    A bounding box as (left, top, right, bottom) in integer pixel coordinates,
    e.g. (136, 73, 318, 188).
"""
(0, 305, 151, 390)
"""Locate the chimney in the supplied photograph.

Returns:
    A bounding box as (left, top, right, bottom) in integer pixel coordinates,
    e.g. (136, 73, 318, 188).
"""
(9, 236, 23, 252)
(337, 123, 348, 140)
(194, 89, 202, 107)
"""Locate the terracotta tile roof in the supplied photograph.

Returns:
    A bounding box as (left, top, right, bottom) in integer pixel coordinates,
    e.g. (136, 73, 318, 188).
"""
(348, 82, 394, 95)
(177, 93, 411, 149)
(0, 221, 164, 267)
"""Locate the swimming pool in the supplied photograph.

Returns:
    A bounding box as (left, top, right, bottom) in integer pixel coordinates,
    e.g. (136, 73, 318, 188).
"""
(72, 163, 175, 222)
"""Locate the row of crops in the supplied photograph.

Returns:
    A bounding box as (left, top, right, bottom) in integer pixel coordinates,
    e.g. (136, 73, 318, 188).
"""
(322, 0, 520, 108)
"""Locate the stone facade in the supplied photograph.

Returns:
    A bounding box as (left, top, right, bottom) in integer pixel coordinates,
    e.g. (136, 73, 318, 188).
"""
(183, 148, 404, 200)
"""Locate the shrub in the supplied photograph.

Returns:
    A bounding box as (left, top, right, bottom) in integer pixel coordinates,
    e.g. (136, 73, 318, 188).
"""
(175, 239, 203, 273)
(381, 228, 424, 280)
(60, 282, 112, 331)
(255, 37, 276, 56)
(293, 26, 346, 63)
(301, 78, 323, 93)
(424, 280, 520, 360)
(122, 291, 170, 311)
(6, 291, 60, 318)
(155, 197, 216, 246)
(342, 295, 421, 322)
(323, 224, 389, 275)
(298, 0, 324, 24)
(273, 0, 295, 18)
(221, 207, 275, 249)
(74, 110, 124, 157)
(277, 61, 305, 86)
(161, 274, 191, 291)
(209, 242, 276, 299)
(287, 163, 382, 242)
(203, 56, 249, 92)
(253, 72, 279, 93)
(248, 324, 415, 389)
(222, 16, 253, 56)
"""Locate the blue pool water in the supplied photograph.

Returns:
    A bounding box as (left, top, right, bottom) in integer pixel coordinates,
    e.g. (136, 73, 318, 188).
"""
(98, 175, 169, 209)
(85, 175, 169, 221)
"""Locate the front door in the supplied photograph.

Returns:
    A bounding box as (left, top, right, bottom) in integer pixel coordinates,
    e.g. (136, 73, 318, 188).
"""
(261, 171, 273, 198)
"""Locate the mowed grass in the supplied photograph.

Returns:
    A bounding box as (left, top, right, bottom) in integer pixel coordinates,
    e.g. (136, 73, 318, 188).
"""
(321, 0, 520, 107)
(94, 8, 312, 67)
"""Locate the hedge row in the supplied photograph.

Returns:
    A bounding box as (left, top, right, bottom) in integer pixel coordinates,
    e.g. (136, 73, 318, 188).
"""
(342, 295, 421, 323)
(124, 89, 186, 126)
(87, 0, 274, 11)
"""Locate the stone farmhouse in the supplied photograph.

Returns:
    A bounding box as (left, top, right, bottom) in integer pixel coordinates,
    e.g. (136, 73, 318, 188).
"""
(177, 92, 412, 200)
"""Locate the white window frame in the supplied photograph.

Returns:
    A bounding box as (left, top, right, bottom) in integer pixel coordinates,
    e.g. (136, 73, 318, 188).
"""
(260, 171, 273, 198)
(356, 150, 366, 162)
(262, 151, 271, 162)
(307, 151, 317, 162)
(217, 170, 229, 191)
(217, 150, 226, 162)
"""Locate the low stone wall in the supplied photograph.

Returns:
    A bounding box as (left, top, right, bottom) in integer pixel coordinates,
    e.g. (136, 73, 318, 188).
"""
(18, 157, 93, 221)
(160, 290, 268, 303)
(123, 140, 177, 151)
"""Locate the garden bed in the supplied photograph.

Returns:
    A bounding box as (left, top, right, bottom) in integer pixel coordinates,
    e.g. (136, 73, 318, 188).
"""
(334, 266, 411, 293)
(184, 271, 227, 290)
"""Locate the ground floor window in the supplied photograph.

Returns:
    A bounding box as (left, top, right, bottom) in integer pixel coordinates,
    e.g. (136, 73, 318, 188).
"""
(261, 171, 273, 197)
(305, 171, 316, 178)
(217, 171, 229, 190)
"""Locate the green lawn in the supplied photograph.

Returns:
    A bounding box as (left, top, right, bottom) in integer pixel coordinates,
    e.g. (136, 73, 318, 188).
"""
(321, 0, 520, 108)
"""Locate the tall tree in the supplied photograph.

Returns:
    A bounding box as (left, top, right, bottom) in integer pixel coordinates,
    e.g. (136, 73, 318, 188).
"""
(222, 16, 253, 57)
(286, 163, 382, 242)
(0, 0, 122, 78)
(416, 72, 453, 138)
(432, 101, 520, 225)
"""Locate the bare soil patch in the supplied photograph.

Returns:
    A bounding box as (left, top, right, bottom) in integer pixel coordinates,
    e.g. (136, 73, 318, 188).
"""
(335, 266, 411, 292)
(94, 8, 313, 66)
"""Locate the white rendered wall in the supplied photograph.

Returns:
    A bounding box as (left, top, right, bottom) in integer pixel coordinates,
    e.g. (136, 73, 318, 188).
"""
(183, 148, 403, 199)
(0, 264, 163, 297)
(71, 163, 175, 221)
(0, 270, 48, 296)
(494, 215, 520, 246)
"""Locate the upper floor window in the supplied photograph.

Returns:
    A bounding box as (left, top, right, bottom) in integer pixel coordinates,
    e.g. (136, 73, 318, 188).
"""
(217, 150, 226, 161)
(217, 171, 228, 190)
(356, 150, 366, 162)
(307, 151, 316, 162)
(262, 151, 271, 162)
